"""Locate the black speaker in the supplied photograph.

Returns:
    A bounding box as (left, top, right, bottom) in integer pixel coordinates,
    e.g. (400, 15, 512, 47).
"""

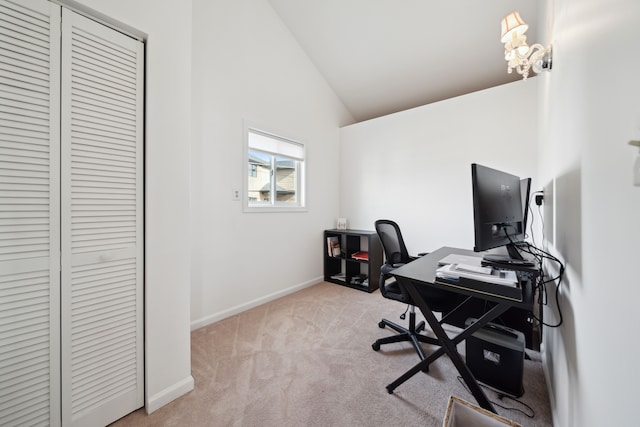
(465, 319, 525, 397)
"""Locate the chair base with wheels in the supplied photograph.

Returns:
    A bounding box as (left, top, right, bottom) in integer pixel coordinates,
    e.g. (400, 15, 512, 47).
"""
(371, 273, 441, 360)
(372, 306, 441, 360)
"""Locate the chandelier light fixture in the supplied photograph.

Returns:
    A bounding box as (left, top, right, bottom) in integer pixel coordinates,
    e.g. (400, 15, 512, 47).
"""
(501, 11, 552, 79)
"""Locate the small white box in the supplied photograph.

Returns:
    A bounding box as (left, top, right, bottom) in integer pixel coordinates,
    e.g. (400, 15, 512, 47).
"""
(336, 218, 347, 230)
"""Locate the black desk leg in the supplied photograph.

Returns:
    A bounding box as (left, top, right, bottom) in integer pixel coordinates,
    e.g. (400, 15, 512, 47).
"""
(389, 281, 510, 414)
(388, 302, 509, 380)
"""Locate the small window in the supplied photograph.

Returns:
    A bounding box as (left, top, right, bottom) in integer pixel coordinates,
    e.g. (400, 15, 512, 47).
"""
(245, 126, 305, 211)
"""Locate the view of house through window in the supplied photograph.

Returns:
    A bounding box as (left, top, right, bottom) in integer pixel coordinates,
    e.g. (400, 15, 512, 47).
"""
(246, 127, 305, 209)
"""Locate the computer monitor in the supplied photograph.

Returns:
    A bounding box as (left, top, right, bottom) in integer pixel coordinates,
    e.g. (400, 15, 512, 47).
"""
(471, 163, 530, 261)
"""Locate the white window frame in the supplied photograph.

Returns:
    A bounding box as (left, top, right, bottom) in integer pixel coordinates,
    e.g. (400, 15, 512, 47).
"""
(243, 122, 306, 212)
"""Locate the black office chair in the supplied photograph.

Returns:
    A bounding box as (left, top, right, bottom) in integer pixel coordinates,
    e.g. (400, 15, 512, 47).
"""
(372, 219, 462, 360)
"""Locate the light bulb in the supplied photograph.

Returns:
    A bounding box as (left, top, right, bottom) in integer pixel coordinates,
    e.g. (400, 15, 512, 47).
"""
(517, 45, 529, 56)
(532, 59, 543, 73)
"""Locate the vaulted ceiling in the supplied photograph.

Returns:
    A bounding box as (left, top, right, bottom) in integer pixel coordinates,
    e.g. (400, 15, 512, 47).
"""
(268, 0, 540, 122)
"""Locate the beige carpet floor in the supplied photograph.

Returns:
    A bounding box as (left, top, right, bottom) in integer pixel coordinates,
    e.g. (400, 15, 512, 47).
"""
(112, 282, 552, 426)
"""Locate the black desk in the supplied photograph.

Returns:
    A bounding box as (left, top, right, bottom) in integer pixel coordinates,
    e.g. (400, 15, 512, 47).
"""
(388, 246, 536, 413)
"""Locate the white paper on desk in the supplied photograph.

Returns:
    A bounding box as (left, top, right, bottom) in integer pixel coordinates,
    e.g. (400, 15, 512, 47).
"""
(437, 253, 484, 267)
(452, 263, 492, 275)
(436, 264, 518, 286)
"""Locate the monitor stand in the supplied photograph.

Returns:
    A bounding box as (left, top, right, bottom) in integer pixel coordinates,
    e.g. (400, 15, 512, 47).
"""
(482, 243, 536, 267)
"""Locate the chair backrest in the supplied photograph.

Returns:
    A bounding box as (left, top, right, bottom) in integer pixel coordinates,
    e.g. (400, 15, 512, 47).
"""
(375, 219, 462, 312)
(375, 219, 412, 266)
(374, 219, 412, 302)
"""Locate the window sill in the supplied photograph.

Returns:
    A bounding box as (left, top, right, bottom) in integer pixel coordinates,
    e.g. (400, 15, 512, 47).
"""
(243, 205, 307, 213)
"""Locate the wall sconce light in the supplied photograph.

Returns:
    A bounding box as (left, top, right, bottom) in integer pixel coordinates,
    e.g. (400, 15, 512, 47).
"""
(501, 11, 552, 79)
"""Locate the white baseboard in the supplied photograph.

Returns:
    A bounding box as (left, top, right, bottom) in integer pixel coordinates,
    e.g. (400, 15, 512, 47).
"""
(541, 342, 552, 393)
(146, 375, 195, 414)
(190, 276, 322, 331)
(540, 341, 563, 427)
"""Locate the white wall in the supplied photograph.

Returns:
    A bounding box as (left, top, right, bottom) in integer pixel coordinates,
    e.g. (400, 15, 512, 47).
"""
(66, 0, 194, 412)
(189, 0, 353, 329)
(539, 0, 640, 425)
(66, 0, 354, 414)
(59, 2, 640, 423)
(339, 80, 539, 254)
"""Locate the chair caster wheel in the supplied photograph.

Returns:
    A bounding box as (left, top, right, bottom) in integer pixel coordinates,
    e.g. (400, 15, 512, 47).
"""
(378, 321, 386, 329)
(372, 342, 380, 351)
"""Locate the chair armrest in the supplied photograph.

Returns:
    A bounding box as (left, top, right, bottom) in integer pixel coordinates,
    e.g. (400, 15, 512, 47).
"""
(381, 263, 404, 275)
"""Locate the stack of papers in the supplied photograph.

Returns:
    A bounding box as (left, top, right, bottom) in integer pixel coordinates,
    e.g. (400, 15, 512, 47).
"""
(436, 263, 518, 286)
(435, 263, 522, 301)
(437, 254, 484, 267)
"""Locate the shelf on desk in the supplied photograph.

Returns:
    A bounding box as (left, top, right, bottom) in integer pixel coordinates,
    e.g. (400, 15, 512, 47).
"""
(434, 276, 522, 302)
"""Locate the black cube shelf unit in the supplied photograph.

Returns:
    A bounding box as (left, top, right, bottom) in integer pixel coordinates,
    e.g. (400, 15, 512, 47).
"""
(324, 229, 383, 293)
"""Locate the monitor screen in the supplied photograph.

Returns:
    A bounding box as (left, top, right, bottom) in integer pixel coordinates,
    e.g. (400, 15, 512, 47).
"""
(471, 163, 529, 259)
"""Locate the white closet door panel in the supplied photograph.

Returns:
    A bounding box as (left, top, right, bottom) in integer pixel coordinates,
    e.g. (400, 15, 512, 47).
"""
(0, 0, 60, 426)
(61, 9, 143, 427)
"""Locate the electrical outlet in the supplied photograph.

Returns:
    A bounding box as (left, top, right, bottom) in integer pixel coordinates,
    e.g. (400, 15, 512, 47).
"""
(232, 189, 240, 201)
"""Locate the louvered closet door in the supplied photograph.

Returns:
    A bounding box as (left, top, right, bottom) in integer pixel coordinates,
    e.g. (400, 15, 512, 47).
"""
(60, 9, 143, 427)
(0, 0, 61, 425)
